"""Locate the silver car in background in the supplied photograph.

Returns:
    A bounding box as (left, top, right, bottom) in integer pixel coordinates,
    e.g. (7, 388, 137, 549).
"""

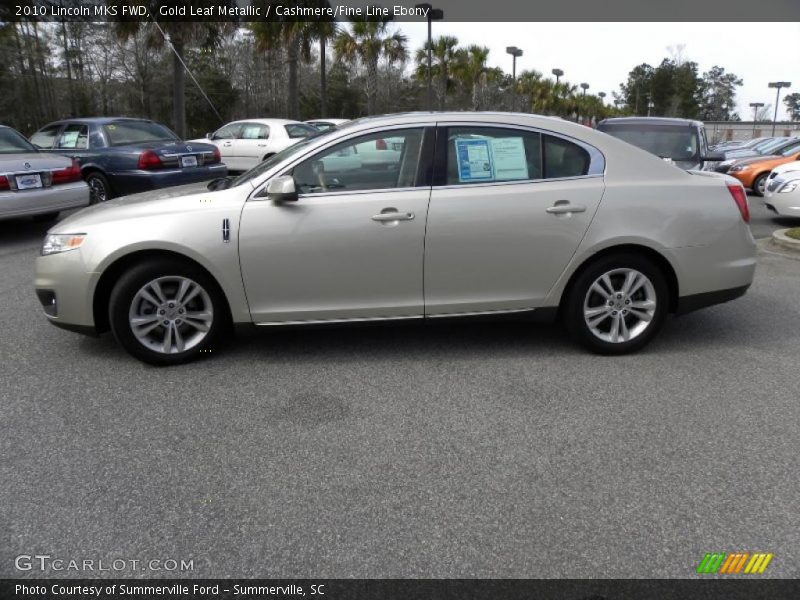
(34, 112, 756, 365)
(0, 125, 89, 221)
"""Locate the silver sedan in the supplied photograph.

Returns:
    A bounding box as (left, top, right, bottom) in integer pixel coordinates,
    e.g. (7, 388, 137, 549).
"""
(0, 125, 89, 221)
(34, 112, 756, 365)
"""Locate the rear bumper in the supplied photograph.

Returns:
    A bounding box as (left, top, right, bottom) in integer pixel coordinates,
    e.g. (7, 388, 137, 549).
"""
(0, 182, 89, 219)
(676, 284, 750, 315)
(109, 164, 228, 195)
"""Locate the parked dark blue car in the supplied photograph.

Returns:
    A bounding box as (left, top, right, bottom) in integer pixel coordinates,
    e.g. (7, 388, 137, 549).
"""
(30, 118, 227, 203)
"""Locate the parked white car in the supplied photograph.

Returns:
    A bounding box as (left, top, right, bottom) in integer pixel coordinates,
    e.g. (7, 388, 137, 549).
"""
(190, 119, 318, 172)
(0, 125, 89, 221)
(764, 168, 800, 218)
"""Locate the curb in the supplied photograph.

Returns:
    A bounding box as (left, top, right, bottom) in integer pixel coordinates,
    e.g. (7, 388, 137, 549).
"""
(772, 229, 800, 252)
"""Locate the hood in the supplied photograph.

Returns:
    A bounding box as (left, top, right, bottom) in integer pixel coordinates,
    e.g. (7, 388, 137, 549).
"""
(730, 154, 780, 168)
(771, 161, 800, 176)
(53, 181, 218, 230)
(0, 152, 72, 170)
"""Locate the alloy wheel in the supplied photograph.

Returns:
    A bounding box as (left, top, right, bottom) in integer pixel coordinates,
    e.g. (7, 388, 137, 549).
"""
(582, 268, 657, 343)
(128, 276, 214, 354)
(88, 177, 107, 203)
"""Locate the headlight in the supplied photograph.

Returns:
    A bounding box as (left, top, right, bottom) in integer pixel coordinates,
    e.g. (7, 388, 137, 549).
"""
(720, 160, 734, 167)
(729, 164, 750, 173)
(779, 181, 799, 193)
(42, 234, 86, 256)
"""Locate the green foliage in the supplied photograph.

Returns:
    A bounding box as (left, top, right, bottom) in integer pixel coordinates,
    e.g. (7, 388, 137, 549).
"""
(784, 93, 800, 122)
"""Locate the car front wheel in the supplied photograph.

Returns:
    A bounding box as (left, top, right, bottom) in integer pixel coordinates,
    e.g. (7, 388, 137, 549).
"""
(109, 259, 227, 365)
(564, 254, 668, 354)
(752, 173, 768, 197)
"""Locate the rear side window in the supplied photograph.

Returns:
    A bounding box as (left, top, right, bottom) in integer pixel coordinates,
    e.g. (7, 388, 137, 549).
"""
(285, 124, 318, 139)
(444, 127, 591, 185)
(31, 124, 62, 149)
(543, 135, 590, 178)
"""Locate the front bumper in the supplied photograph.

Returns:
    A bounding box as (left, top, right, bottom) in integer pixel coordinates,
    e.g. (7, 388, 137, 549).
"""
(109, 164, 228, 196)
(0, 182, 89, 220)
(764, 190, 800, 217)
(35, 249, 98, 333)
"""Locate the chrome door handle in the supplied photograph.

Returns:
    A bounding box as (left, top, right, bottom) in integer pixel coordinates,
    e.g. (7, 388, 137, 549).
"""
(223, 142, 232, 147)
(546, 203, 586, 214)
(372, 211, 415, 222)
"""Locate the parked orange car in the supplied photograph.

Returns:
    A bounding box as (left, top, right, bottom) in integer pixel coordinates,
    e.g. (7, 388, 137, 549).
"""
(728, 139, 800, 196)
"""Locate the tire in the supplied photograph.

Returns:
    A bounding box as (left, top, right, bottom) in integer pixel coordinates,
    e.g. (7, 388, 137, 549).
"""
(563, 253, 669, 355)
(85, 171, 112, 204)
(752, 173, 768, 197)
(32, 211, 59, 223)
(108, 258, 228, 366)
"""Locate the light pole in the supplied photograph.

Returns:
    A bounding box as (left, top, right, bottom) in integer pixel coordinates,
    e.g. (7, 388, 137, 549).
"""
(598, 91, 606, 102)
(768, 81, 791, 136)
(551, 68, 563, 85)
(647, 100, 655, 117)
(506, 46, 523, 111)
(415, 4, 444, 111)
(749, 102, 764, 135)
(580, 82, 589, 96)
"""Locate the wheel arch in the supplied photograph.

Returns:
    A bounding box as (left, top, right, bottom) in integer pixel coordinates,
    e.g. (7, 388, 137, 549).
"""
(557, 244, 680, 316)
(92, 249, 233, 333)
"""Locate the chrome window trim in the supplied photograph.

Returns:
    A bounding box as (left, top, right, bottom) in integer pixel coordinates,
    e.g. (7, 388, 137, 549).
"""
(248, 123, 431, 201)
(436, 120, 606, 181)
(430, 173, 603, 192)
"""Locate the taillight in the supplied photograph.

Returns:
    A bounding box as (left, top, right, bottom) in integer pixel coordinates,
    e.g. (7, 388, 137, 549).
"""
(137, 150, 162, 170)
(0, 175, 8, 191)
(211, 146, 221, 163)
(375, 138, 387, 150)
(727, 182, 750, 223)
(51, 159, 82, 185)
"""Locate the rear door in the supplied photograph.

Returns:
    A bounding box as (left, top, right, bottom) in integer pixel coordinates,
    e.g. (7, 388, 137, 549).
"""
(234, 122, 271, 170)
(424, 123, 605, 315)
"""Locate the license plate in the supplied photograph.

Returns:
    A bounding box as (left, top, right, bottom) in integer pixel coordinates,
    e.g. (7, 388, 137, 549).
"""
(16, 173, 43, 190)
(181, 155, 198, 168)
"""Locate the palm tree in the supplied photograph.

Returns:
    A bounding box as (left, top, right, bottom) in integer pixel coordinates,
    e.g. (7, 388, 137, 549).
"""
(115, 18, 232, 138)
(414, 36, 460, 111)
(333, 12, 408, 115)
(453, 45, 493, 110)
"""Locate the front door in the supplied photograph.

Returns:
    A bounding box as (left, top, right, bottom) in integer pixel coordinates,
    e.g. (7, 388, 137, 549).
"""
(239, 127, 432, 323)
(424, 124, 605, 315)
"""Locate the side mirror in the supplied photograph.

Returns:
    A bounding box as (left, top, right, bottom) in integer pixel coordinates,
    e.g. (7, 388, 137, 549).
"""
(703, 151, 725, 162)
(206, 132, 213, 139)
(265, 175, 298, 203)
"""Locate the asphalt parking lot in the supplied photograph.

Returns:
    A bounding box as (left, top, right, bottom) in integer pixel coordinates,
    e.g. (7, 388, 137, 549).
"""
(1, 195, 799, 579)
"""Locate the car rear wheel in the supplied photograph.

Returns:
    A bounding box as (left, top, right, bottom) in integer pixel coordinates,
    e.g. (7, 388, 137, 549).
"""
(752, 173, 768, 197)
(86, 172, 111, 204)
(564, 253, 668, 354)
(109, 259, 227, 366)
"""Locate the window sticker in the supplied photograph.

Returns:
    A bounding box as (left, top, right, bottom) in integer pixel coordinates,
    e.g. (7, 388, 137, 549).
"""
(456, 138, 493, 182)
(490, 137, 528, 180)
(242, 126, 263, 139)
(59, 131, 79, 148)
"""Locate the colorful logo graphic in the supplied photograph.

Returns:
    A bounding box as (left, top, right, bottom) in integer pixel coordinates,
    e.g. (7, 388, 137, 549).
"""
(696, 552, 773, 574)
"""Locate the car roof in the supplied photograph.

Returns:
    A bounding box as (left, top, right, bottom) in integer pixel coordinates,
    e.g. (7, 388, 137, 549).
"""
(598, 117, 704, 128)
(42, 117, 161, 126)
(229, 118, 305, 126)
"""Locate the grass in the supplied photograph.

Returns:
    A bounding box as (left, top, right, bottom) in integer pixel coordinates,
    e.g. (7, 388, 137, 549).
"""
(786, 228, 800, 241)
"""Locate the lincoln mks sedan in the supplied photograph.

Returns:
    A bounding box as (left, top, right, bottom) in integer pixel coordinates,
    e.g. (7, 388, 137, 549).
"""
(34, 112, 757, 365)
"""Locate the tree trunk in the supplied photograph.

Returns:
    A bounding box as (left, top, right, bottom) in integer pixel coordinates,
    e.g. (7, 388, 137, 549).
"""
(60, 20, 76, 117)
(366, 57, 378, 115)
(172, 40, 186, 138)
(319, 36, 327, 118)
(287, 36, 300, 119)
(438, 69, 447, 111)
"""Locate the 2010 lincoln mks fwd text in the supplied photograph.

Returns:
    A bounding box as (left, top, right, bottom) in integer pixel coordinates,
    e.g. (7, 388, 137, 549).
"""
(34, 112, 756, 365)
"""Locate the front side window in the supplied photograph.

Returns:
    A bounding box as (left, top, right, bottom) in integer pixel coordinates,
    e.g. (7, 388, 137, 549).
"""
(30, 124, 62, 149)
(103, 121, 179, 146)
(240, 123, 269, 140)
(57, 124, 89, 149)
(292, 128, 425, 194)
(0, 127, 38, 154)
(213, 123, 242, 140)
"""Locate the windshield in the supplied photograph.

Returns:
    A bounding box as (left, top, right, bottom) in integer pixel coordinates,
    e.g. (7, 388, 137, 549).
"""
(754, 138, 789, 154)
(600, 124, 699, 162)
(103, 120, 180, 146)
(0, 127, 37, 154)
(229, 129, 336, 187)
(778, 141, 800, 157)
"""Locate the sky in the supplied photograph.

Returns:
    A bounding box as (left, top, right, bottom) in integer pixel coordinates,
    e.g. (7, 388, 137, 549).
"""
(393, 22, 800, 119)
